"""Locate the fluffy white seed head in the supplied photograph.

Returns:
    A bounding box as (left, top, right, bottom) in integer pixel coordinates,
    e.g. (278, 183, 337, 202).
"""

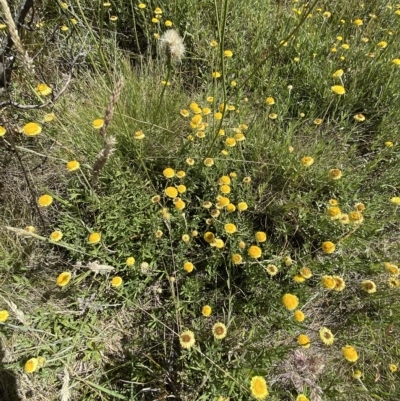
(161, 29, 185, 62)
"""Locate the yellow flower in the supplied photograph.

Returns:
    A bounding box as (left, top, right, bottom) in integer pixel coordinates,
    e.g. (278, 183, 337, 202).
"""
(389, 364, 398, 372)
(385, 141, 394, 147)
(36, 83, 52, 96)
(282, 293, 299, 310)
(390, 197, 400, 205)
(299, 267, 312, 279)
(232, 254, 243, 265)
(88, 232, 101, 244)
(38, 194, 53, 207)
(184, 262, 194, 273)
(333, 276, 346, 291)
(202, 305, 212, 316)
(214, 112, 223, 120)
(296, 395, 309, 401)
(322, 11, 331, 18)
(61, 25, 69, 31)
(134, 130, 145, 139)
(180, 109, 190, 117)
(313, 118, 323, 125)
(126, 257, 135, 266)
(331, 85, 346, 95)
(225, 223, 237, 234)
(212, 71, 221, 78)
(0, 23, 7, 30)
(353, 19, 363, 25)
(384, 262, 399, 276)
(321, 241, 335, 254)
(377, 41, 387, 49)
(250, 376, 269, 400)
(327, 206, 341, 219)
(165, 20, 172, 27)
(294, 275, 306, 283)
(22, 122, 42, 136)
(328, 169, 342, 180)
(179, 330, 195, 349)
(361, 280, 376, 293)
(204, 158, 214, 167)
(155, 230, 163, 238)
(342, 345, 358, 362)
(237, 202, 248, 211)
(110, 15, 118, 21)
(293, 57, 300, 62)
(151, 195, 160, 203)
(255, 231, 267, 242)
(266, 264, 278, 276)
(231, 80, 237, 86)
(353, 114, 366, 122)
(103, 2, 111, 6)
(266, 97, 275, 105)
(285, 257, 293, 267)
(392, 59, 400, 65)
(293, 310, 305, 322)
(92, 119, 104, 129)
(0, 126, 6, 136)
(174, 199, 185, 210)
(111, 276, 123, 287)
(43, 113, 55, 122)
(341, 44, 350, 50)
(322, 275, 336, 289)
(224, 50, 233, 57)
(348, 211, 364, 224)
(0, 310, 9, 322)
(177, 185, 186, 194)
(163, 167, 175, 178)
(212, 322, 227, 339)
(248, 245, 262, 259)
(298, 334, 311, 348)
(301, 156, 314, 167)
(50, 231, 63, 242)
(165, 187, 178, 198)
(138, 3, 146, 9)
(332, 69, 344, 78)
(319, 327, 335, 345)
(220, 184, 231, 194)
(66, 160, 80, 172)
(352, 370, 362, 379)
(186, 158, 195, 166)
(25, 358, 39, 373)
(269, 113, 278, 119)
(56, 272, 72, 287)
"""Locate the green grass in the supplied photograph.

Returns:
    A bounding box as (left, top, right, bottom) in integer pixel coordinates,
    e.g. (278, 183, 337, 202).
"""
(1, 0, 400, 400)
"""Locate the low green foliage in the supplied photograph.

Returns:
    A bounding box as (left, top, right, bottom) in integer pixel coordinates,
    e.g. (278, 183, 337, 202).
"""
(1, 0, 400, 400)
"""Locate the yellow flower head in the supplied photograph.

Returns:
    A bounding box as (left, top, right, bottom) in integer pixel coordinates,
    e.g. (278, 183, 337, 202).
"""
(361, 280, 376, 293)
(0, 126, 6, 136)
(220, 184, 231, 194)
(23, 122, 42, 136)
(177, 185, 186, 194)
(300, 267, 312, 279)
(282, 293, 299, 310)
(212, 71, 221, 79)
(353, 18, 363, 26)
(293, 310, 305, 322)
(232, 254, 243, 265)
(88, 232, 101, 244)
(212, 322, 227, 339)
(248, 245, 262, 259)
(0, 310, 9, 322)
(327, 206, 341, 219)
(331, 85, 346, 95)
(56, 272, 72, 287)
(255, 231, 267, 242)
(377, 41, 388, 49)
(237, 201, 248, 211)
(224, 50, 233, 57)
(389, 364, 398, 372)
(111, 276, 123, 287)
(294, 275, 306, 283)
(301, 156, 314, 167)
(349, 211, 364, 224)
(204, 158, 214, 167)
(92, 119, 104, 129)
(352, 370, 362, 379)
(165, 186, 178, 198)
(354, 113, 366, 122)
(66, 160, 80, 172)
(38, 194, 53, 207)
(225, 223, 237, 234)
(321, 241, 335, 254)
(313, 118, 323, 125)
(328, 169, 342, 180)
(184, 262, 194, 273)
(126, 257, 135, 266)
(266, 264, 278, 276)
(25, 358, 39, 373)
(179, 330, 195, 349)
(390, 197, 400, 205)
(384, 262, 399, 276)
(250, 376, 269, 400)
(50, 231, 63, 242)
(174, 199, 185, 210)
(319, 327, 335, 345)
(298, 334, 311, 348)
(333, 275, 346, 291)
(266, 97, 275, 105)
(134, 130, 145, 139)
(36, 83, 52, 96)
(342, 345, 358, 362)
(202, 305, 212, 316)
(322, 275, 336, 289)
